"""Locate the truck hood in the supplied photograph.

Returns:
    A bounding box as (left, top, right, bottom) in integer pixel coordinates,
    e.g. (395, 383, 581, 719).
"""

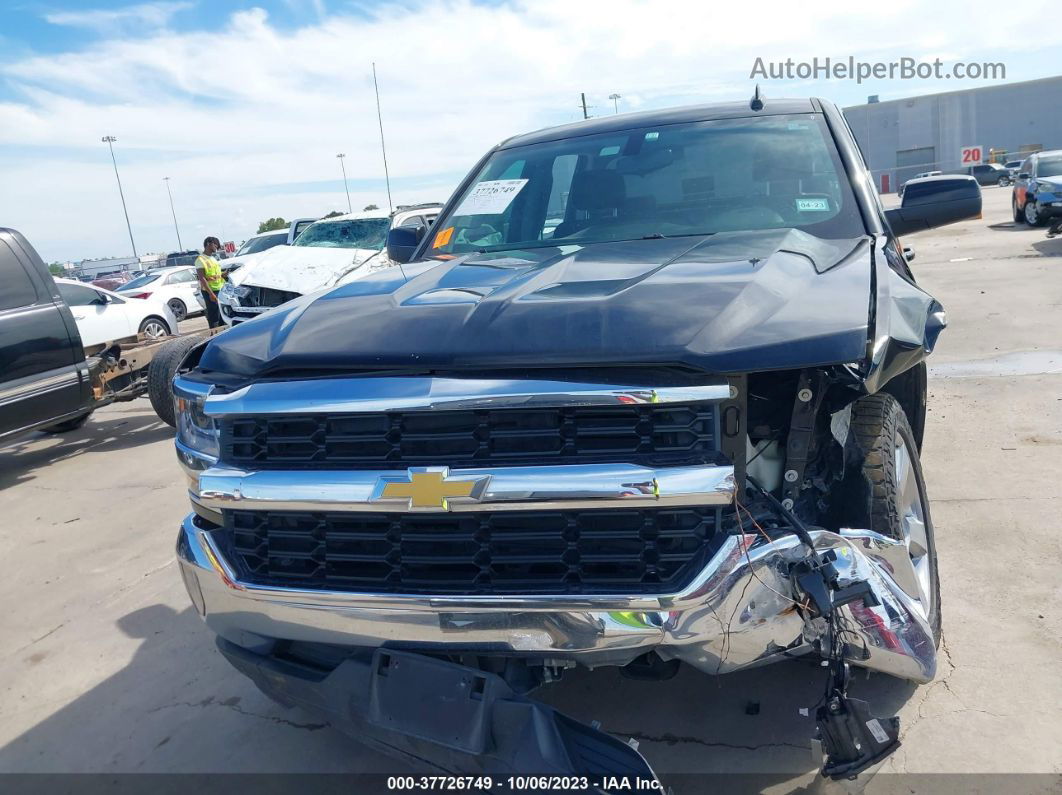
(228, 244, 384, 293)
(199, 229, 873, 380)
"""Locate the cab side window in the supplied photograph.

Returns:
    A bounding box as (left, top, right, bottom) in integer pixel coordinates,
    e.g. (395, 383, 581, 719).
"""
(0, 241, 40, 311)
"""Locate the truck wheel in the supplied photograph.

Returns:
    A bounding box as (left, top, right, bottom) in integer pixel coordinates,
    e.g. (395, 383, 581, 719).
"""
(845, 393, 941, 646)
(148, 335, 203, 427)
(1024, 200, 1044, 227)
(42, 412, 92, 433)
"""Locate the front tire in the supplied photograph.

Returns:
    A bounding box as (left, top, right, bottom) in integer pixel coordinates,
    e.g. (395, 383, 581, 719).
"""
(148, 334, 203, 427)
(996, 176, 1009, 187)
(845, 393, 941, 646)
(1025, 199, 1044, 226)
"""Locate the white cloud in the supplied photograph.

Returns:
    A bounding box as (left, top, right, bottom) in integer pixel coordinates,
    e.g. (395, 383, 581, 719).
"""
(1, 0, 1054, 261)
(44, 1, 192, 34)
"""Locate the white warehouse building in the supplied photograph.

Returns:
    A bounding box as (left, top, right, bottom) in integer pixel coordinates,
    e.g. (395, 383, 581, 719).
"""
(844, 75, 1062, 193)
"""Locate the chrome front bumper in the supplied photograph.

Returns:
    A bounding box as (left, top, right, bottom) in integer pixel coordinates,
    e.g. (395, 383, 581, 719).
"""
(177, 513, 937, 683)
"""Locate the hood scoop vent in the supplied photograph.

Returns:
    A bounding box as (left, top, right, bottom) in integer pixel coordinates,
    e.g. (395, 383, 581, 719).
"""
(403, 287, 490, 306)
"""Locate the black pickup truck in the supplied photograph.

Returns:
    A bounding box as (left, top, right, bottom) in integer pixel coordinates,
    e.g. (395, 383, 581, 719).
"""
(172, 96, 981, 785)
(0, 228, 98, 439)
(0, 228, 211, 443)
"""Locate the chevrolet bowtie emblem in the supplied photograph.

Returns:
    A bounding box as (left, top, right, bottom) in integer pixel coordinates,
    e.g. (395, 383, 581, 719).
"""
(376, 468, 488, 511)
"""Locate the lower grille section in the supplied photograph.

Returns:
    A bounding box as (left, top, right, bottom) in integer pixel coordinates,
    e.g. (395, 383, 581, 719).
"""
(222, 507, 721, 595)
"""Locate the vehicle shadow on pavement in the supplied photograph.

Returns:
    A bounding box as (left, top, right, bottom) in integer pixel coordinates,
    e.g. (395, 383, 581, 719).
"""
(0, 604, 413, 775)
(0, 410, 173, 491)
(1031, 238, 1062, 257)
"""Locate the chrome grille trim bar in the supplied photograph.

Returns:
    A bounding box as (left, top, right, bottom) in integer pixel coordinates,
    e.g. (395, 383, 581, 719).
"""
(203, 377, 734, 417)
(194, 462, 736, 513)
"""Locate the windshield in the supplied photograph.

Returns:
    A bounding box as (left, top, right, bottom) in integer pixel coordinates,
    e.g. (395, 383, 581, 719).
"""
(293, 219, 389, 249)
(1037, 156, 1062, 177)
(236, 232, 287, 256)
(118, 273, 160, 291)
(428, 114, 864, 257)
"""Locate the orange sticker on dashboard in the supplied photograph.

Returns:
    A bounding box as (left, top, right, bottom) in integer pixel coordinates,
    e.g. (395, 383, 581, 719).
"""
(433, 226, 454, 248)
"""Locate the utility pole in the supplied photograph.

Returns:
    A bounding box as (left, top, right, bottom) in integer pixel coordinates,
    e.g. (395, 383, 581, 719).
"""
(580, 92, 590, 119)
(609, 93, 621, 114)
(336, 153, 352, 213)
(372, 62, 393, 212)
(101, 136, 137, 257)
(162, 177, 183, 250)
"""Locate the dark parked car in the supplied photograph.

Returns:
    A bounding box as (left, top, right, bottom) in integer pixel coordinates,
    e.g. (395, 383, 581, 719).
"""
(1011, 149, 1062, 226)
(91, 270, 135, 291)
(961, 162, 1010, 186)
(172, 96, 984, 785)
(164, 250, 200, 268)
(0, 228, 97, 440)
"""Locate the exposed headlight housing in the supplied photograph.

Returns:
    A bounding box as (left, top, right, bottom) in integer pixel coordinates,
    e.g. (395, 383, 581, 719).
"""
(218, 283, 251, 303)
(173, 377, 219, 461)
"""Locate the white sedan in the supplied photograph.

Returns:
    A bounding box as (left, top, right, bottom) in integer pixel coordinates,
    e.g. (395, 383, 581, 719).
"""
(115, 265, 205, 321)
(55, 278, 177, 354)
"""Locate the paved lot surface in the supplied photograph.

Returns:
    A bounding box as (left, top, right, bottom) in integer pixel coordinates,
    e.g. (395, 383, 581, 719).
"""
(2, 187, 1060, 791)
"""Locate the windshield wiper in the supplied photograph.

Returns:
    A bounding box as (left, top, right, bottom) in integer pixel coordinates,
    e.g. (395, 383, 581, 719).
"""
(641, 233, 667, 240)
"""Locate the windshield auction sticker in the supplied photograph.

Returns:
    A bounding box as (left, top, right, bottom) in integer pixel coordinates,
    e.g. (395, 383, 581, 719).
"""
(432, 226, 454, 248)
(454, 179, 528, 215)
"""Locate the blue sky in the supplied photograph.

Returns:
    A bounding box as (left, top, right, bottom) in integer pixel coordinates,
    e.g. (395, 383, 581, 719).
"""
(1, 0, 1058, 262)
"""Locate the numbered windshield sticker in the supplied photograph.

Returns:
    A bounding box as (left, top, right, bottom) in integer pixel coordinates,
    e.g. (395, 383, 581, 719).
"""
(795, 197, 831, 212)
(454, 179, 529, 216)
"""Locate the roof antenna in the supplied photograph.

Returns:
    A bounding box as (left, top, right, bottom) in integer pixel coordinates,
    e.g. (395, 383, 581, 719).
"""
(750, 84, 765, 112)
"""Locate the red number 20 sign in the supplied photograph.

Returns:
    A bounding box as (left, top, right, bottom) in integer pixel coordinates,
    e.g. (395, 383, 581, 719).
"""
(960, 146, 983, 164)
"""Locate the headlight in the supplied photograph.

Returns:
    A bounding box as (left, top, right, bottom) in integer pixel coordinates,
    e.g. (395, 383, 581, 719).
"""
(173, 378, 219, 460)
(218, 283, 250, 303)
(1037, 181, 1059, 194)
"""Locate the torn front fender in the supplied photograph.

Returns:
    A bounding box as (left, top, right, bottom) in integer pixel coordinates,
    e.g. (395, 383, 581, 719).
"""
(863, 243, 947, 394)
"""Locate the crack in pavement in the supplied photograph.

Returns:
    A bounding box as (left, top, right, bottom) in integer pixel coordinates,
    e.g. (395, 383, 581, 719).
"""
(11, 621, 67, 657)
(611, 729, 807, 752)
(147, 695, 328, 732)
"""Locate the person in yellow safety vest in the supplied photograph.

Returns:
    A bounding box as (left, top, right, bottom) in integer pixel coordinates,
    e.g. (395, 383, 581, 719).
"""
(195, 236, 226, 329)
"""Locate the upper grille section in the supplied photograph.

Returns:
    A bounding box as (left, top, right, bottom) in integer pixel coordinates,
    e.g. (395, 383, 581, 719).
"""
(220, 403, 720, 470)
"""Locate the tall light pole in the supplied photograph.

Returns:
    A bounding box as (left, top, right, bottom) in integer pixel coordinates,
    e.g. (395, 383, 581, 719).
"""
(336, 153, 352, 213)
(609, 93, 621, 114)
(162, 177, 183, 250)
(371, 63, 393, 212)
(101, 136, 137, 258)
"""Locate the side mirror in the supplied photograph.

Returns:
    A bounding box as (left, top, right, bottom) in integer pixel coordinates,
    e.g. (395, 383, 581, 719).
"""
(387, 226, 420, 264)
(93, 292, 110, 305)
(1018, 172, 1030, 180)
(885, 175, 981, 237)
